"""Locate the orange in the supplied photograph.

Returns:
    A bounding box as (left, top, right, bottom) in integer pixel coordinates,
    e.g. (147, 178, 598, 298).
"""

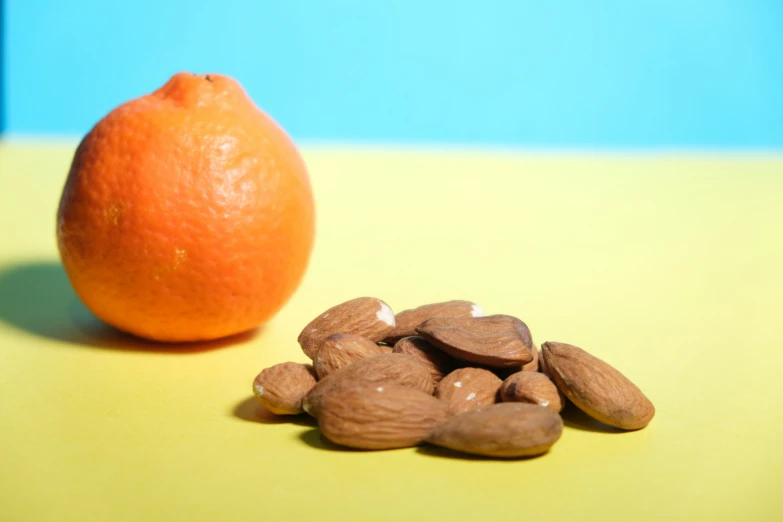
(57, 73, 315, 342)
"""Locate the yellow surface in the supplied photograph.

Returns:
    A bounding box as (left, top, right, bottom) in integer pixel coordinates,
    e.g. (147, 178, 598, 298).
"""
(1, 140, 782, 522)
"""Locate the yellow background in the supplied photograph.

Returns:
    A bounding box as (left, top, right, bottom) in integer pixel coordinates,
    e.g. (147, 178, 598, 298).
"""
(1, 142, 782, 521)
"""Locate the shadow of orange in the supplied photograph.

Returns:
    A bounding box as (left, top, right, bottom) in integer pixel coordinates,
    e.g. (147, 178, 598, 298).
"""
(0, 260, 259, 353)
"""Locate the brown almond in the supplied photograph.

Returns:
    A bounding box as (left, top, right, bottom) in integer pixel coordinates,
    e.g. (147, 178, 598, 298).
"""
(541, 341, 655, 430)
(539, 347, 551, 376)
(313, 333, 385, 379)
(417, 315, 534, 368)
(392, 336, 457, 384)
(252, 362, 318, 415)
(297, 297, 396, 359)
(426, 403, 563, 458)
(319, 384, 450, 449)
(522, 344, 540, 372)
(383, 300, 483, 344)
(500, 371, 563, 412)
(302, 353, 435, 417)
(435, 367, 502, 414)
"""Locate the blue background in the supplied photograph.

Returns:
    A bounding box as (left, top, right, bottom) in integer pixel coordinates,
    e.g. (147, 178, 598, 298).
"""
(2, 0, 782, 148)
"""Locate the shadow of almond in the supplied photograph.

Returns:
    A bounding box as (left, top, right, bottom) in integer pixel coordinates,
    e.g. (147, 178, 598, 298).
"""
(297, 428, 366, 452)
(297, 430, 520, 458)
(415, 444, 547, 461)
(232, 397, 316, 427)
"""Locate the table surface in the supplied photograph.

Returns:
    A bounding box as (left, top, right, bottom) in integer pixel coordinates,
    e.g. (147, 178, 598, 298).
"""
(1, 141, 782, 522)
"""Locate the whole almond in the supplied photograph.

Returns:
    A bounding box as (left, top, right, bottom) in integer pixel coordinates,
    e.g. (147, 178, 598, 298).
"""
(393, 336, 457, 384)
(417, 315, 534, 368)
(302, 353, 435, 417)
(383, 300, 483, 344)
(426, 402, 563, 458)
(252, 362, 318, 415)
(313, 333, 385, 379)
(522, 344, 540, 372)
(541, 341, 655, 430)
(500, 371, 563, 412)
(319, 384, 450, 449)
(298, 297, 396, 359)
(435, 367, 502, 414)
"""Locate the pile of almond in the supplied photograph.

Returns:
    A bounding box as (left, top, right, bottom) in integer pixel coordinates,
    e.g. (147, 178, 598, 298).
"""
(251, 297, 655, 458)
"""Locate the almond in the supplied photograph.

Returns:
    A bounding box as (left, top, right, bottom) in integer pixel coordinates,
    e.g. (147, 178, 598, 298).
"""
(319, 384, 450, 449)
(383, 300, 483, 344)
(302, 353, 435, 417)
(541, 341, 655, 430)
(522, 344, 540, 372)
(539, 347, 551, 376)
(297, 297, 396, 359)
(435, 367, 502, 414)
(426, 403, 564, 458)
(500, 371, 563, 412)
(416, 315, 534, 368)
(392, 336, 456, 384)
(252, 362, 318, 415)
(313, 333, 385, 379)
